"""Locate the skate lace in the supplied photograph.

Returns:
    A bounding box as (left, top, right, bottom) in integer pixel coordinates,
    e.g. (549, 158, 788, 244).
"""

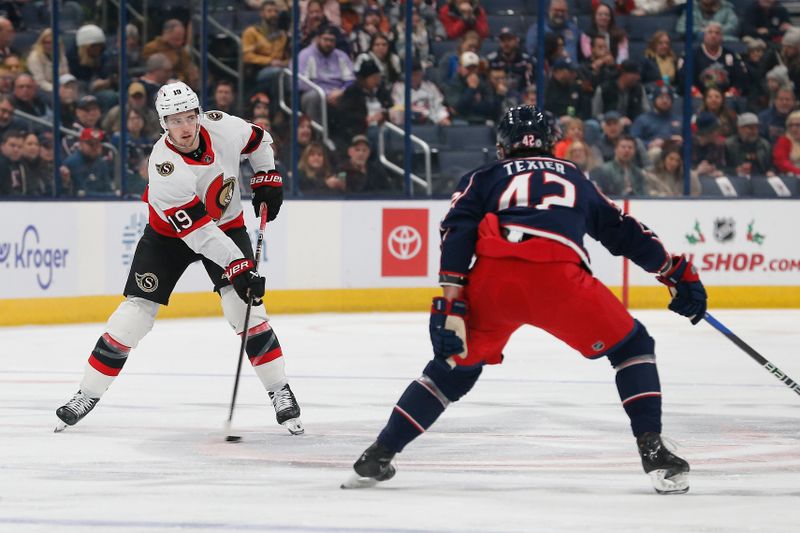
(271, 387, 294, 412)
(65, 392, 95, 415)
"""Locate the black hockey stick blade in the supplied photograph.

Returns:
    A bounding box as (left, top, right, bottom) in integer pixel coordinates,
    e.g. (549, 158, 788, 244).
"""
(704, 312, 800, 397)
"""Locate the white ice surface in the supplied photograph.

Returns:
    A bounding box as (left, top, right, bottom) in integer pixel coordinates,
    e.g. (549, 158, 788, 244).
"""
(1, 310, 799, 533)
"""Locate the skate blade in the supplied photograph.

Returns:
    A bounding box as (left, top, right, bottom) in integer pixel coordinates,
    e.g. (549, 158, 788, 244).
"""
(54, 421, 67, 433)
(281, 418, 304, 435)
(340, 472, 380, 489)
(650, 470, 689, 494)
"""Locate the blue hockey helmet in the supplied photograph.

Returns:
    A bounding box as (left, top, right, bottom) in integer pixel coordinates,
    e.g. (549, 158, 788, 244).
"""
(496, 105, 554, 159)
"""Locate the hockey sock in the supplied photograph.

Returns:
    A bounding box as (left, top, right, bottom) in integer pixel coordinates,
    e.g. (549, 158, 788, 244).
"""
(244, 322, 287, 392)
(81, 333, 131, 398)
(615, 357, 662, 436)
(378, 360, 482, 453)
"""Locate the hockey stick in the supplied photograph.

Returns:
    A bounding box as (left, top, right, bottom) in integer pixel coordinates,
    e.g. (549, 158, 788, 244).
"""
(704, 312, 800, 397)
(224, 203, 269, 441)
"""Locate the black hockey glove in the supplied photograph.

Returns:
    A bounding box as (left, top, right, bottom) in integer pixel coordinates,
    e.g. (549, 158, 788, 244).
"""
(250, 170, 283, 221)
(656, 254, 707, 325)
(429, 297, 468, 363)
(225, 258, 266, 304)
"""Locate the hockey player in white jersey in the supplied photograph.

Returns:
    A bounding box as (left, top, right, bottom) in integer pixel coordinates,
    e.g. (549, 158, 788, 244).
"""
(55, 81, 303, 435)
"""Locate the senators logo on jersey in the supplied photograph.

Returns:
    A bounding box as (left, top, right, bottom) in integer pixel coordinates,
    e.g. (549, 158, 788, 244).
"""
(156, 161, 174, 176)
(205, 173, 236, 220)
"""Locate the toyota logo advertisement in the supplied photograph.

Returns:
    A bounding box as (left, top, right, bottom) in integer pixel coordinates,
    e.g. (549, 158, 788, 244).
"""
(382, 209, 428, 277)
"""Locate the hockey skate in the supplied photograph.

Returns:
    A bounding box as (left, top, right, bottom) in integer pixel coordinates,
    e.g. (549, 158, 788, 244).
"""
(341, 441, 397, 489)
(54, 390, 99, 432)
(637, 432, 690, 494)
(269, 384, 304, 435)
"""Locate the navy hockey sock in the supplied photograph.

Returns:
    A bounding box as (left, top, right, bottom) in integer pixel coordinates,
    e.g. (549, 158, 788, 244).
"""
(378, 360, 482, 453)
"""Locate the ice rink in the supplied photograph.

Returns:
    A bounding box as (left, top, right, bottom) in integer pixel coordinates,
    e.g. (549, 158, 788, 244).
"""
(1, 309, 798, 533)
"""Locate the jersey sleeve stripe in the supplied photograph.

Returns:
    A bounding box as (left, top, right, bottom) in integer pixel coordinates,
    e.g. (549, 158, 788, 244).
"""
(241, 125, 265, 155)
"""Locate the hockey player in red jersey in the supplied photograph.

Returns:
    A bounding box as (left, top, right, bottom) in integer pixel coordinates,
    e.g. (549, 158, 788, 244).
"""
(55, 82, 303, 435)
(343, 105, 707, 493)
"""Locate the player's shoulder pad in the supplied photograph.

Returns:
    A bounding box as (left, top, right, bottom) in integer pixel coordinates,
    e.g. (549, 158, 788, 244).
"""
(148, 138, 191, 182)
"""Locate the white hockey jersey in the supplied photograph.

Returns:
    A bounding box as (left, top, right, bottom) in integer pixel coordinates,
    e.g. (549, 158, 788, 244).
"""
(145, 110, 275, 269)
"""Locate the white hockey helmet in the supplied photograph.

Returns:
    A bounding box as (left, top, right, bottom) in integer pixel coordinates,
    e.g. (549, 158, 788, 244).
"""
(155, 81, 201, 130)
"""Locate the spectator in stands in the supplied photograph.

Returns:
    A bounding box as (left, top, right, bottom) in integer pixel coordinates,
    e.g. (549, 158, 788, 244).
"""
(641, 31, 678, 85)
(300, 0, 341, 28)
(526, 0, 580, 63)
(392, 7, 435, 67)
(691, 111, 726, 177)
(772, 110, 800, 176)
(742, 37, 769, 112)
(631, 84, 681, 150)
(107, 23, 143, 75)
(696, 86, 737, 137)
(591, 134, 649, 195)
(0, 64, 12, 94)
(0, 92, 25, 137)
(439, 30, 481, 82)
(488, 27, 534, 95)
(247, 92, 271, 122)
(351, 6, 390, 57)
(300, 0, 349, 53)
(0, 128, 24, 195)
(763, 27, 800, 98)
(138, 53, 174, 108)
(102, 81, 159, 138)
(580, 2, 629, 64)
(112, 108, 153, 175)
(142, 19, 193, 84)
(334, 134, 397, 193)
(634, 0, 679, 15)
(61, 127, 114, 197)
(438, 0, 488, 40)
(725, 112, 775, 177)
(592, 59, 649, 121)
(579, 34, 619, 96)
(355, 33, 401, 85)
(0, 16, 18, 63)
(334, 59, 391, 151)
(554, 117, 585, 158)
(11, 73, 50, 119)
(594, 0, 637, 15)
(742, 0, 791, 41)
(242, 0, 289, 99)
(542, 33, 568, 77)
(297, 140, 338, 194)
(544, 58, 584, 119)
(211, 79, 239, 116)
(676, 0, 739, 42)
(26, 29, 69, 94)
(279, 115, 318, 172)
(676, 22, 747, 96)
(444, 51, 494, 124)
(297, 26, 355, 125)
(68, 24, 114, 95)
(19, 131, 51, 196)
(648, 142, 701, 196)
(759, 84, 796, 143)
(73, 95, 102, 131)
(766, 65, 790, 105)
(597, 110, 650, 166)
(2, 52, 22, 74)
(389, 59, 451, 126)
(388, 0, 446, 42)
(58, 73, 78, 127)
(565, 139, 601, 174)
(486, 68, 518, 121)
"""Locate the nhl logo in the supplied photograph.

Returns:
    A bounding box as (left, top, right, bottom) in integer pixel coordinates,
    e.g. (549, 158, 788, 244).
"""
(202, 154, 212, 163)
(206, 111, 223, 121)
(135, 272, 159, 293)
(713, 218, 735, 243)
(156, 161, 174, 176)
(592, 341, 605, 352)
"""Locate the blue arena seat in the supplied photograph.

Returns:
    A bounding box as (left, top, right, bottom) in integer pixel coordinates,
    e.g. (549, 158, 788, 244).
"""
(432, 40, 458, 62)
(699, 175, 752, 197)
(488, 15, 524, 37)
(410, 124, 443, 148)
(626, 15, 679, 42)
(437, 150, 490, 179)
(751, 176, 799, 198)
(489, 0, 532, 15)
(442, 125, 494, 149)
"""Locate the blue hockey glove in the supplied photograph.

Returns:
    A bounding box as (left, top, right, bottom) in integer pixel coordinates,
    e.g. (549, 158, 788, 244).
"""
(429, 297, 468, 362)
(656, 255, 707, 325)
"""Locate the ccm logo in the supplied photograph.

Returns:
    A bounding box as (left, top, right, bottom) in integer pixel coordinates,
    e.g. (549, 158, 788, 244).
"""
(251, 172, 282, 186)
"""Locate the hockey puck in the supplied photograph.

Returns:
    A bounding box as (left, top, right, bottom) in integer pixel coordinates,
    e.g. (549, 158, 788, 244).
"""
(225, 435, 242, 442)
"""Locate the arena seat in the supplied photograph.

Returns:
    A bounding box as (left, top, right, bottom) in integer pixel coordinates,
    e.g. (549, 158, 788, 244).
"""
(442, 125, 494, 149)
(626, 15, 679, 42)
(699, 175, 752, 197)
(751, 176, 799, 198)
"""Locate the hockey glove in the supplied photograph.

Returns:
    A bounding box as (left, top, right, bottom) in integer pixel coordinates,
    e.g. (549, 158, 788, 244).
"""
(225, 258, 266, 304)
(251, 170, 283, 221)
(429, 297, 468, 362)
(656, 254, 707, 325)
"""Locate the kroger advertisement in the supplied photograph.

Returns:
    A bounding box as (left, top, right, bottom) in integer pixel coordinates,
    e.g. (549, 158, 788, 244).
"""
(1, 199, 798, 300)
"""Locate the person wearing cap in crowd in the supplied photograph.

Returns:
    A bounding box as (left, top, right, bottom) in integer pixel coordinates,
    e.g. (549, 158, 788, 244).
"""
(590, 133, 650, 196)
(742, 36, 770, 112)
(724, 112, 775, 177)
(10, 73, 51, 120)
(742, 0, 791, 41)
(764, 26, 800, 99)
(631, 84, 682, 150)
(592, 59, 649, 122)
(0, 129, 26, 196)
(101, 81, 160, 138)
(297, 26, 355, 125)
(25, 28, 70, 94)
(67, 24, 113, 93)
(142, 19, 193, 84)
(597, 110, 650, 167)
(334, 58, 392, 155)
(57, 73, 80, 127)
(333, 134, 398, 194)
(676, 0, 739, 42)
(676, 22, 748, 97)
(438, 0, 489, 40)
(758, 83, 797, 143)
(389, 59, 451, 126)
(487, 26, 534, 95)
(525, 0, 581, 63)
(544, 57, 585, 120)
(691, 111, 726, 178)
(61, 127, 114, 197)
(444, 50, 495, 124)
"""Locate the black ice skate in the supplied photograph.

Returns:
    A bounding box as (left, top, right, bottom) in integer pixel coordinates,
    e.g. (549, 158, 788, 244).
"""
(341, 441, 397, 489)
(54, 390, 99, 432)
(269, 384, 304, 435)
(637, 432, 690, 494)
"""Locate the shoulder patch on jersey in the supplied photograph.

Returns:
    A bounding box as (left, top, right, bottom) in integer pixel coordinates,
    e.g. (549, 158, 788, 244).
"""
(156, 161, 174, 176)
(206, 111, 223, 121)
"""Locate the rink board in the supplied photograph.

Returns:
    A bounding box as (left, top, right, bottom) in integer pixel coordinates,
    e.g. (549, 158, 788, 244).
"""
(1, 199, 799, 325)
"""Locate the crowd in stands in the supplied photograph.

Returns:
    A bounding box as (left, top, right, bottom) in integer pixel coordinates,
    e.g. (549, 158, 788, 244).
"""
(1, 0, 800, 198)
